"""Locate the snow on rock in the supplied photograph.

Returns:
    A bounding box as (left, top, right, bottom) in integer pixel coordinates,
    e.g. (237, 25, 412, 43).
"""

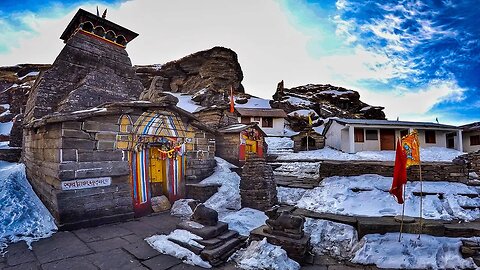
(277, 146, 463, 162)
(287, 109, 318, 117)
(232, 238, 300, 270)
(167, 229, 205, 249)
(0, 121, 13, 135)
(304, 218, 358, 259)
(146, 231, 211, 268)
(265, 137, 293, 155)
(220, 208, 267, 236)
(235, 97, 271, 109)
(164, 91, 204, 113)
(273, 162, 320, 178)
(171, 199, 195, 219)
(288, 174, 480, 221)
(0, 162, 57, 253)
(200, 157, 241, 215)
(284, 96, 311, 106)
(352, 233, 477, 270)
(277, 187, 307, 205)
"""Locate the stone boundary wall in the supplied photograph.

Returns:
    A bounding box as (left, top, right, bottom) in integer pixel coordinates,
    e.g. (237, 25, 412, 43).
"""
(23, 115, 134, 229)
(318, 160, 468, 182)
(185, 183, 220, 202)
(456, 151, 480, 175)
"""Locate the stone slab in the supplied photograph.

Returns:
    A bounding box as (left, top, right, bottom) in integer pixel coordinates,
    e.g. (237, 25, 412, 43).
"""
(31, 231, 93, 264)
(3, 262, 39, 270)
(40, 256, 97, 270)
(86, 237, 131, 252)
(123, 241, 161, 260)
(86, 248, 147, 270)
(73, 224, 133, 242)
(141, 254, 182, 270)
(4, 242, 36, 266)
(177, 221, 228, 240)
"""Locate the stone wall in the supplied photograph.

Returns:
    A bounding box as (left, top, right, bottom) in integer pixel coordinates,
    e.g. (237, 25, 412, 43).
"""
(23, 115, 133, 229)
(318, 160, 468, 183)
(185, 131, 216, 182)
(0, 148, 21, 162)
(185, 183, 220, 202)
(455, 151, 480, 175)
(215, 133, 240, 166)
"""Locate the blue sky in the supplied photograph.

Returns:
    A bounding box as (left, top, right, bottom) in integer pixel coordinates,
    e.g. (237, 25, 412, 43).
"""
(0, 0, 478, 125)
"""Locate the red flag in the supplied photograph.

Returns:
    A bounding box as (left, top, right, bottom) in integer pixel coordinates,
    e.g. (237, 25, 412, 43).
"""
(230, 86, 235, 113)
(389, 139, 407, 204)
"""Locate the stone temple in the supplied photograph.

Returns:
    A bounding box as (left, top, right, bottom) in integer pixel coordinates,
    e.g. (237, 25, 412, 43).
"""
(23, 9, 217, 229)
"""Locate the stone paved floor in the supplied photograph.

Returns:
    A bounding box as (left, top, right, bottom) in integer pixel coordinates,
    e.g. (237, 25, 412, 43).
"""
(0, 212, 380, 270)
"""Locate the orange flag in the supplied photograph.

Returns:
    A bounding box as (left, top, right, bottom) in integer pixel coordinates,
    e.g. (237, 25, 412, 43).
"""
(402, 130, 420, 168)
(230, 86, 235, 113)
(390, 139, 407, 204)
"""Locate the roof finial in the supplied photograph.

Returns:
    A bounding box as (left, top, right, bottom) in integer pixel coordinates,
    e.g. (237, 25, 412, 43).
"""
(102, 9, 107, 19)
(96, 6, 100, 16)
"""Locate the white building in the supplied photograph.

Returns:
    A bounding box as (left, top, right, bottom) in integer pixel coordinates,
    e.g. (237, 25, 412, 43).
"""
(323, 118, 463, 153)
(236, 108, 287, 136)
(460, 122, 480, 153)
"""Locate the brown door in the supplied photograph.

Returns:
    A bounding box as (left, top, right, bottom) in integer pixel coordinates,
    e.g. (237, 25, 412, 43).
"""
(380, 129, 395, 150)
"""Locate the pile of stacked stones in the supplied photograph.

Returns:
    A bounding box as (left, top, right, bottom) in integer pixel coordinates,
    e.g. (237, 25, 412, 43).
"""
(240, 155, 278, 211)
(250, 206, 310, 263)
(175, 201, 247, 266)
(461, 240, 480, 267)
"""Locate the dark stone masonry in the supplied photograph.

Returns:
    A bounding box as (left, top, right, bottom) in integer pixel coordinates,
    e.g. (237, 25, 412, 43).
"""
(318, 160, 468, 183)
(240, 155, 278, 211)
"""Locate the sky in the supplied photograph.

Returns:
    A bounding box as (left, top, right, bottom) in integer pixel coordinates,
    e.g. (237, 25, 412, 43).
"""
(0, 0, 478, 125)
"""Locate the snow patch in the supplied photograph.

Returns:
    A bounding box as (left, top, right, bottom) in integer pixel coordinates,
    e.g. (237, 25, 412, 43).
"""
(304, 218, 358, 259)
(170, 199, 195, 219)
(284, 96, 311, 106)
(164, 92, 204, 113)
(235, 97, 271, 109)
(287, 109, 318, 117)
(146, 231, 211, 268)
(277, 146, 463, 162)
(220, 208, 267, 236)
(232, 238, 300, 270)
(0, 122, 13, 135)
(352, 233, 477, 269)
(0, 162, 57, 253)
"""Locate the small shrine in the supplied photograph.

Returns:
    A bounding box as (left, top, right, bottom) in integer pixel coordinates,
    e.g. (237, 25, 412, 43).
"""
(215, 123, 265, 166)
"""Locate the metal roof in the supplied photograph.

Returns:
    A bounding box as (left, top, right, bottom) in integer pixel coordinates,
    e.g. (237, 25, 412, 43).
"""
(460, 122, 480, 132)
(217, 123, 266, 136)
(333, 118, 460, 130)
(236, 108, 287, 118)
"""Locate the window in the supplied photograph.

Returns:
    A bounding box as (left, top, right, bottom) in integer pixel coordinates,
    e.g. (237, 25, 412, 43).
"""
(400, 130, 409, 138)
(241, 117, 251, 124)
(425, 130, 436, 144)
(262, 117, 273, 128)
(253, 116, 261, 122)
(365, 130, 378, 140)
(354, 128, 364, 142)
(471, 135, 480, 146)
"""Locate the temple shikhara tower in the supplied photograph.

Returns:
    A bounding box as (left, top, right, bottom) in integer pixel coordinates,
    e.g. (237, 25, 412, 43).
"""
(22, 9, 216, 229)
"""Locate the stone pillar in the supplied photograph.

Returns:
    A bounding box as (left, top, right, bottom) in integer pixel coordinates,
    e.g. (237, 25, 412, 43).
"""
(348, 125, 355, 153)
(240, 155, 277, 211)
(457, 129, 463, 152)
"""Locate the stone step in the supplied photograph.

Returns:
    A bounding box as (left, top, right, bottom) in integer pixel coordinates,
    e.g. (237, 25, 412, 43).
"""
(200, 236, 244, 265)
(210, 236, 248, 267)
(168, 237, 202, 255)
(218, 230, 239, 241)
(177, 221, 228, 240)
(194, 237, 224, 250)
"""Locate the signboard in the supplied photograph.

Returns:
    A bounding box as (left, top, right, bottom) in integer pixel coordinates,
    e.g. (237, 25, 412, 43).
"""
(61, 177, 112, 191)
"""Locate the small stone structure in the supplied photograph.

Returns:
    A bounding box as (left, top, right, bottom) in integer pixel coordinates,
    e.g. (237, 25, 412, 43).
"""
(216, 123, 266, 166)
(240, 155, 278, 211)
(318, 160, 468, 183)
(186, 183, 221, 202)
(455, 150, 480, 175)
(250, 206, 310, 263)
(461, 240, 480, 267)
(176, 201, 247, 266)
(292, 128, 325, 152)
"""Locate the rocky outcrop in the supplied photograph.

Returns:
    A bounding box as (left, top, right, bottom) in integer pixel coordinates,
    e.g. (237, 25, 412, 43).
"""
(137, 46, 244, 108)
(24, 31, 144, 124)
(0, 64, 51, 147)
(271, 81, 386, 131)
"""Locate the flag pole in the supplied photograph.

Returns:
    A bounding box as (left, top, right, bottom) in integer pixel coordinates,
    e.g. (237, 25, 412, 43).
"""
(398, 183, 406, 242)
(418, 161, 423, 239)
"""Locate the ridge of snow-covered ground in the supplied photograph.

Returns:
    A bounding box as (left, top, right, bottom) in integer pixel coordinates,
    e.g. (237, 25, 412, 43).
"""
(231, 238, 300, 270)
(266, 137, 464, 162)
(0, 162, 57, 253)
(352, 233, 477, 269)
(278, 174, 480, 221)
